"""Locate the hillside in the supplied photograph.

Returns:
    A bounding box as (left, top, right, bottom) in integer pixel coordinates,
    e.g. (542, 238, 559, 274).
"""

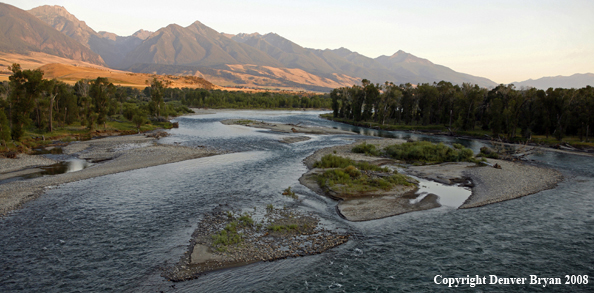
(28, 5, 153, 68)
(0, 3, 104, 66)
(22, 3, 500, 91)
(37, 63, 216, 89)
(513, 73, 594, 90)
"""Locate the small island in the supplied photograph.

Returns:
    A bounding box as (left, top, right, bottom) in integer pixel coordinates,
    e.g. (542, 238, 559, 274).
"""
(220, 119, 354, 143)
(163, 204, 349, 282)
(300, 139, 564, 221)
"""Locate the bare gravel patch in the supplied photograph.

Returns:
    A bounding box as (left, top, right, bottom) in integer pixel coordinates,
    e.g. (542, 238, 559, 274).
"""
(460, 159, 563, 208)
(0, 154, 57, 174)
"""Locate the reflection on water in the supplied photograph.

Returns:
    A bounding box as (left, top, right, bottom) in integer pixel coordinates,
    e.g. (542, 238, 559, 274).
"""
(39, 159, 91, 175)
(410, 175, 472, 208)
(0, 159, 92, 185)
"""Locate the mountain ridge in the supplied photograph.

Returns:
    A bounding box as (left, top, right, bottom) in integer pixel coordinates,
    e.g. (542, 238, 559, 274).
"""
(0, 3, 105, 66)
(512, 73, 594, 90)
(15, 3, 504, 91)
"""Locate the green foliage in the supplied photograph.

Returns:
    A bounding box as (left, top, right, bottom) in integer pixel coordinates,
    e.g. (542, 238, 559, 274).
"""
(352, 142, 380, 156)
(330, 80, 594, 145)
(267, 223, 301, 232)
(282, 187, 298, 199)
(477, 146, 500, 159)
(313, 154, 388, 172)
(0, 109, 10, 144)
(383, 141, 475, 164)
(235, 119, 254, 125)
(238, 213, 254, 226)
(176, 88, 332, 109)
(316, 165, 413, 193)
(266, 204, 274, 212)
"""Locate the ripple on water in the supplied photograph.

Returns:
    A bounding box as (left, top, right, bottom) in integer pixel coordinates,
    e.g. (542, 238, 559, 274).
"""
(1, 110, 593, 293)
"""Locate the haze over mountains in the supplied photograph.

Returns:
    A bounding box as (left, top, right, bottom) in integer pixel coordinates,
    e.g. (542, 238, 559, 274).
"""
(1, 3, 591, 91)
(512, 73, 594, 90)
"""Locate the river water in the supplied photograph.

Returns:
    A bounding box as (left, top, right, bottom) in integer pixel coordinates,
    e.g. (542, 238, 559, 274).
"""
(1, 110, 593, 292)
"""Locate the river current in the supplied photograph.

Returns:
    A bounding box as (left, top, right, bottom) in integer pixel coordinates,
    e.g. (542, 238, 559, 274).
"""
(1, 110, 592, 292)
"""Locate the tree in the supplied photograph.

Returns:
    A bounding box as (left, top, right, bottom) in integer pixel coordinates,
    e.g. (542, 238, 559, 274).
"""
(89, 77, 115, 129)
(132, 109, 147, 133)
(8, 64, 44, 141)
(150, 78, 165, 117)
(0, 108, 10, 148)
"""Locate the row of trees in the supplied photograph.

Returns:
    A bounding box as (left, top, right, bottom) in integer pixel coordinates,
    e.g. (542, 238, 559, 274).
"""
(163, 88, 332, 109)
(0, 63, 333, 146)
(330, 79, 594, 141)
(0, 64, 179, 143)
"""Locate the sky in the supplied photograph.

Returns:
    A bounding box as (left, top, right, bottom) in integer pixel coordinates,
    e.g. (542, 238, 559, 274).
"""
(6, 0, 594, 84)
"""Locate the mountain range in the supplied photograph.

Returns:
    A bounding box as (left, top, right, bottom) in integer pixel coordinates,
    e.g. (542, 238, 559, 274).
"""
(512, 73, 594, 90)
(1, 3, 591, 91)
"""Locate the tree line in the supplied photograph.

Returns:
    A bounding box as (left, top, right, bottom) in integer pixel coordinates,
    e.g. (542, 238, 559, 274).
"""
(0, 64, 190, 144)
(330, 79, 594, 142)
(163, 87, 332, 109)
(0, 63, 333, 147)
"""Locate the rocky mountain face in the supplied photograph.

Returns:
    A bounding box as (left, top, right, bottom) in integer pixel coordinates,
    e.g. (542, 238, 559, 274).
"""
(513, 73, 594, 90)
(0, 3, 105, 65)
(15, 3, 502, 91)
(28, 5, 153, 68)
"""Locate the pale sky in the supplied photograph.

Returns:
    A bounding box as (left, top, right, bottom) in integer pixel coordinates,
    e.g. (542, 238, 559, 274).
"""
(6, 0, 594, 84)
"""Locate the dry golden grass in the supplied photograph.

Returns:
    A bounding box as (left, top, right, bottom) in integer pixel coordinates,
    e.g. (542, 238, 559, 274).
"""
(0, 52, 355, 93)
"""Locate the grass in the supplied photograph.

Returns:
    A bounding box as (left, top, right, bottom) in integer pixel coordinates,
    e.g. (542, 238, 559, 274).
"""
(267, 223, 301, 233)
(313, 154, 389, 172)
(282, 187, 298, 200)
(383, 141, 476, 164)
(211, 212, 254, 252)
(352, 142, 381, 156)
(316, 165, 413, 194)
(234, 119, 254, 125)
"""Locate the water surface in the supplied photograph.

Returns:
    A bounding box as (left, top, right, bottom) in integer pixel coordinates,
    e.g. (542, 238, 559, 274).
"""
(1, 110, 592, 292)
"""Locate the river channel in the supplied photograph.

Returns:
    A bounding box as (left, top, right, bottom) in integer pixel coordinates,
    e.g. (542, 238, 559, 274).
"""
(1, 110, 592, 292)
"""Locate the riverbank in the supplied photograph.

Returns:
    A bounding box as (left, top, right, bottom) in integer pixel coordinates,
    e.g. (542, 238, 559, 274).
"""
(300, 138, 564, 220)
(322, 115, 594, 157)
(0, 132, 219, 217)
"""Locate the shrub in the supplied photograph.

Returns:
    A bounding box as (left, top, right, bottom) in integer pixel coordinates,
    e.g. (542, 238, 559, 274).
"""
(282, 187, 298, 199)
(344, 165, 361, 178)
(384, 141, 475, 164)
(313, 154, 388, 172)
(352, 142, 380, 156)
(238, 214, 253, 226)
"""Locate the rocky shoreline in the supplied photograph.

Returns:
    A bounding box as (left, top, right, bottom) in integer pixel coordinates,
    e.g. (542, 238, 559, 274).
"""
(163, 206, 349, 282)
(300, 138, 564, 220)
(0, 132, 219, 217)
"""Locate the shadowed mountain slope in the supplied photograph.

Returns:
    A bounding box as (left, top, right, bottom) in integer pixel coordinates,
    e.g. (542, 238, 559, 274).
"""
(28, 5, 152, 68)
(0, 3, 104, 65)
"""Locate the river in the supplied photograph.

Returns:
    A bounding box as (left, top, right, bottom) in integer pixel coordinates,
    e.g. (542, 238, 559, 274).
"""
(1, 110, 592, 292)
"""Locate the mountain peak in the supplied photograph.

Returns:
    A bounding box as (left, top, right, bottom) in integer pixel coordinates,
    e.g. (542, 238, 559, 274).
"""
(232, 32, 263, 43)
(132, 29, 152, 40)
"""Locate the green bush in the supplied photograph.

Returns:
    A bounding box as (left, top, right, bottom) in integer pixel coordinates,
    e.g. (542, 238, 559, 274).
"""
(352, 142, 380, 156)
(313, 154, 388, 172)
(384, 141, 475, 164)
